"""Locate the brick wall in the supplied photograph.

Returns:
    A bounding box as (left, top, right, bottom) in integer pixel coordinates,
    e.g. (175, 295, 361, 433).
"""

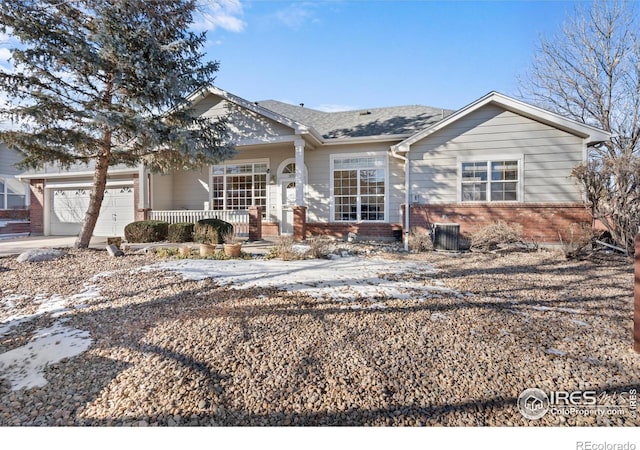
(407, 203, 591, 243)
(0, 210, 29, 220)
(29, 179, 45, 235)
(0, 222, 30, 234)
(261, 222, 280, 237)
(306, 222, 403, 241)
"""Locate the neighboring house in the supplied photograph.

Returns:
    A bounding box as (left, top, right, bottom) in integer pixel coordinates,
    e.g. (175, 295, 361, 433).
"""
(17, 87, 610, 244)
(0, 143, 30, 237)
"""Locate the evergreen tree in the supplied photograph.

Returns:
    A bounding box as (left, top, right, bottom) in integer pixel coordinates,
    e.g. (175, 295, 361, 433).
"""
(0, 0, 234, 248)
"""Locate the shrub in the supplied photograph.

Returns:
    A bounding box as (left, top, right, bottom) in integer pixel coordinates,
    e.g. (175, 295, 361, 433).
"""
(559, 223, 595, 259)
(408, 230, 433, 252)
(168, 222, 194, 243)
(470, 221, 524, 252)
(193, 218, 233, 244)
(266, 236, 332, 260)
(267, 236, 299, 260)
(124, 220, 169, 243)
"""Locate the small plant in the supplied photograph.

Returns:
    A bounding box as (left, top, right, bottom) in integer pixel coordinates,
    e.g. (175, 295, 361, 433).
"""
(267, 236, 303, 261)
(469, 221, 524, 252)
(559, 223, 595, 259)
(124, 220, 169, 243)
(193, 218, 233, 244)
(306, 236, 332, 259)
(408, 229, 433, 252)
(167, 222, 194, 243)
(266, 236, 331, 260)
(155, 247, 179, 258)
(221, 228, 241, 244)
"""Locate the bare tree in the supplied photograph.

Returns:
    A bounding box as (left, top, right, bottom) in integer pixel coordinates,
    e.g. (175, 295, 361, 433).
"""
(520, 0, 640, 253)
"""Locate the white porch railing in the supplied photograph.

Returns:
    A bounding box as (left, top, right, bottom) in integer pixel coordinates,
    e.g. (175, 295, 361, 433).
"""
(148, 210, 249, 236)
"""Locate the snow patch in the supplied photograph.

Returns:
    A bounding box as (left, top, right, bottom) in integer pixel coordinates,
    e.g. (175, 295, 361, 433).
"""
(139, 257, 449, 302)
(0, 322, 92, 390)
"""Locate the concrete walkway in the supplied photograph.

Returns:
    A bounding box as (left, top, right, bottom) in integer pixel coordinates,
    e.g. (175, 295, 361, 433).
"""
(0, 236, 109, 257)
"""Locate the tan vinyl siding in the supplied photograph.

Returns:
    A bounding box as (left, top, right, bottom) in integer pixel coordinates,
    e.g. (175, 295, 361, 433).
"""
(171, 167, 210, 210)
(195, 95, 295, 141)
(409, 104, 585, 204)
(151, 173, 174, 210)
(0, 144, 24, 176)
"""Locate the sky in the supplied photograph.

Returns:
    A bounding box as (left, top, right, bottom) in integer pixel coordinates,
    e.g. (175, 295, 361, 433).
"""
(197, 0, 584, 112)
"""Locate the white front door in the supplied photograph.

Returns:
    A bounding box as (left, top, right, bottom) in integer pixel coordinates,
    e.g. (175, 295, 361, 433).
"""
(280, 180, 296, 235)
(277, 158, 308, 236)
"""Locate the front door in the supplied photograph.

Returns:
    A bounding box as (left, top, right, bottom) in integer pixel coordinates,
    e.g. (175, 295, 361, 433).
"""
(280, 180, 296, 235)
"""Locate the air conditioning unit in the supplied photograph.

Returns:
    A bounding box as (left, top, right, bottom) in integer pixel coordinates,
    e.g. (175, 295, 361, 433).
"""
(433, 223, 460, 251)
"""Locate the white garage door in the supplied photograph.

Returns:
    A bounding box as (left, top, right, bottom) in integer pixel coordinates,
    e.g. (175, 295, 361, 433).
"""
(50, 185, 134, 237)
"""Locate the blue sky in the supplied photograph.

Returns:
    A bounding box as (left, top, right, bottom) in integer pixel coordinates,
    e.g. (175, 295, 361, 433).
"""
(199, 0, 583, 112)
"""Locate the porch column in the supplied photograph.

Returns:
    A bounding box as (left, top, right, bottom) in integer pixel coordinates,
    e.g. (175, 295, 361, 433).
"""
(294, 138, 305, 206)
(293, 206, 307, 241)
(248, 206, 263, 241)
(138, 163, 147, 210)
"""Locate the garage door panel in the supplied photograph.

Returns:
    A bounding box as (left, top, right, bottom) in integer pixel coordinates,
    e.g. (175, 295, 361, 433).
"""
(93, 187, 135, 237)
(50, 184, 134, 237)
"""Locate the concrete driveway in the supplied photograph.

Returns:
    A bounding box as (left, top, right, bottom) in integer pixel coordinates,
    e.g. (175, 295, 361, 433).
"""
(0, 236, 108, 257)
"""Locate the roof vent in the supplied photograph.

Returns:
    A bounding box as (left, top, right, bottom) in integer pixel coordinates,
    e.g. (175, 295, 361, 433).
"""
(359, 111, 372, 116)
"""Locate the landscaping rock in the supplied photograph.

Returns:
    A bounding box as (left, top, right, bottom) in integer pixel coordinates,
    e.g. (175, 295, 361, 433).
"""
(0, 248, 637, 426)
(105, 244, 124, 257)
(16, 248, 66, 263)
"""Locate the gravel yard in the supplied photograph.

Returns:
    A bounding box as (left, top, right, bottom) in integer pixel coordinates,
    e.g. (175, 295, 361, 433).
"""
(0, 246, 638, 426)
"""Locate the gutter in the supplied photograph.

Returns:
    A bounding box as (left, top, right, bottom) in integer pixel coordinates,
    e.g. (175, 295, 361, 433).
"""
(389, 145, 410, 252)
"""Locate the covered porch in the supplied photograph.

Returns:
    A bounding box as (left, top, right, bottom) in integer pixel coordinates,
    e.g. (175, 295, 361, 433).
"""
(139, 138, 309, 240)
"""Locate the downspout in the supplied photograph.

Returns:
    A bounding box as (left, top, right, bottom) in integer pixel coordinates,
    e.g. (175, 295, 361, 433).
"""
(390, 145, 410, 252)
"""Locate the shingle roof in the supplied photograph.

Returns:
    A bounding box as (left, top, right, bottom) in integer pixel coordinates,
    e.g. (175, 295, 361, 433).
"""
(256, 100, 454, 140)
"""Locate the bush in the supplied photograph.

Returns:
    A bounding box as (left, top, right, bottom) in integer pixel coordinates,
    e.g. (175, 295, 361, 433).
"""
(193, 218, 233, 244)
(559, 223, 595, 259)
(408, 230, 433, 252)
(168, 222, 194, 243)
(124, 220, 169, 243)
(470, 221, 524, 252)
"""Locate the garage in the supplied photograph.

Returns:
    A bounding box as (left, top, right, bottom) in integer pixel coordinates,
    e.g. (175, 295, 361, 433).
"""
(49, 183, 135, 237)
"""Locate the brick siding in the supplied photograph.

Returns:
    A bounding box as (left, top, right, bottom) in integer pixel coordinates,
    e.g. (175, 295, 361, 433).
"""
(0, 210, 29, 220)
(29, 179, 45, 235)
(306, 222, 403, 240)
(407, 203, 591, 243)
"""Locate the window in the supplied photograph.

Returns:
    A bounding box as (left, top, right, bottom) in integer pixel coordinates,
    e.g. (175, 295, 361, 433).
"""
(332, 156, 386, 221)
(0, 176, 26, 210)
(460, 160, 519, 202)
(211, 162, 268, 211)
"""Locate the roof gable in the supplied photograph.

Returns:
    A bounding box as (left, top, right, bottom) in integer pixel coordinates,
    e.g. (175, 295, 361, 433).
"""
(186, 86, 321, 144)
(392, 92, 611, 152)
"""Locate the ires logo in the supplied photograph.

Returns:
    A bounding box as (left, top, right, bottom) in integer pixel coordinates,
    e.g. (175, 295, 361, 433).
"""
(518, 388, 597, 419)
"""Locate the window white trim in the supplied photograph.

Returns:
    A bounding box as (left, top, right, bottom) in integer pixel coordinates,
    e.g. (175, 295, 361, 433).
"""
(209, 158, 270, 213)
(457, 156, 523, 203)
(276, 158, 308, 183)
(0, 174, 29, 210)
(330, 152, 389, 222)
